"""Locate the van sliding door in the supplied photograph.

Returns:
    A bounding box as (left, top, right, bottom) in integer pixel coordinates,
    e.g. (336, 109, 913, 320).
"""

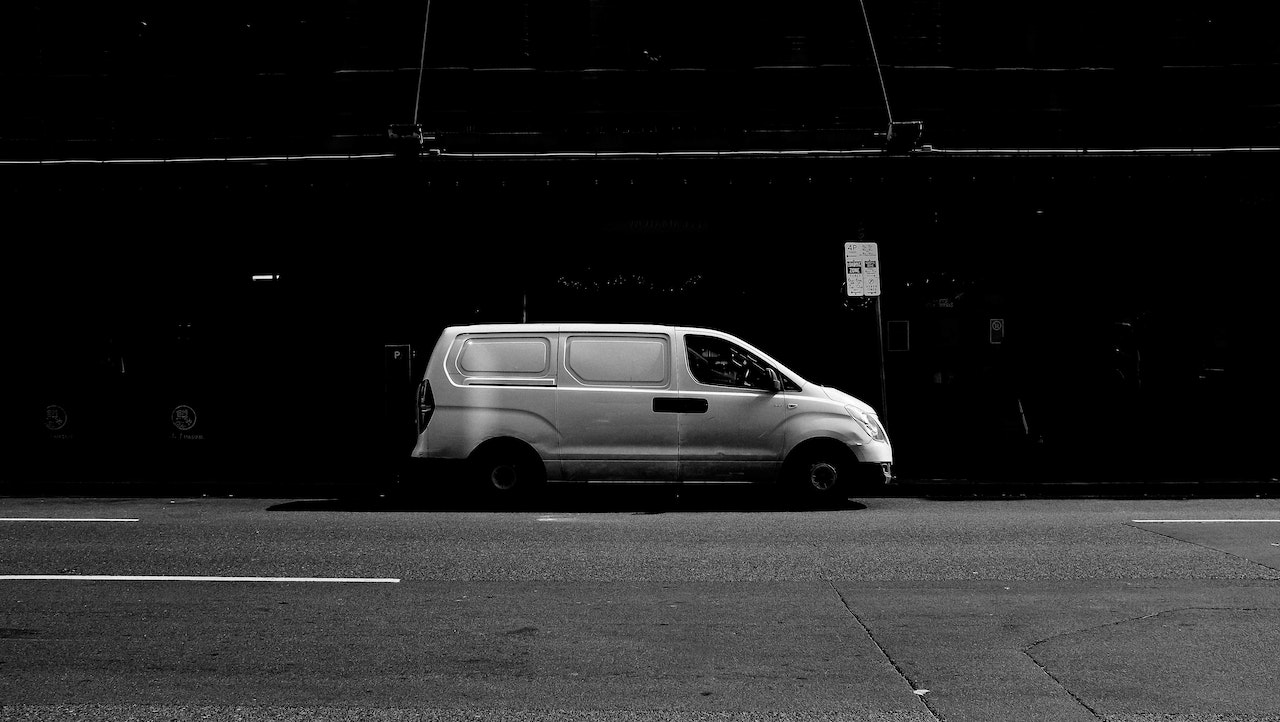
(556, 333, 679, 482)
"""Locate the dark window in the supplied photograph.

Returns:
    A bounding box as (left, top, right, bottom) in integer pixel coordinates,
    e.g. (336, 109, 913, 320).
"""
(685, 335, 795, 391)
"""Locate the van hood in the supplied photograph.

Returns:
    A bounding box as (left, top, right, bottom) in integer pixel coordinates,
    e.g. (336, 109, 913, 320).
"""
(820, 386, 878, 415)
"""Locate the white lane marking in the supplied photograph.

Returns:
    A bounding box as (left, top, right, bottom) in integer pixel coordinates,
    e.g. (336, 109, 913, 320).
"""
(1132, 519, 1280, 523)
(537, 516, 574, 522)
(0, 518, 140, 522)
(0, 575, 400, 583)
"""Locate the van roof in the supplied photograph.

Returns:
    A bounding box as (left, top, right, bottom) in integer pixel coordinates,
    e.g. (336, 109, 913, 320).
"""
(444, 323, 683, 335)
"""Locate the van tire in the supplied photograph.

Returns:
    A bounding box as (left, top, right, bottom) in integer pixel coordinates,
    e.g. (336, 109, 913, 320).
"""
(470, 443, 545, 500)
(786, 445, 852, 506)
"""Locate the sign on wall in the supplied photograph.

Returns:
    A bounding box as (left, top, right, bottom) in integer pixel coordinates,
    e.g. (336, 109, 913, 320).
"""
(170, 404, 204, 440)
(844, 242, 881, 297)
(989, 318, 1005, 345)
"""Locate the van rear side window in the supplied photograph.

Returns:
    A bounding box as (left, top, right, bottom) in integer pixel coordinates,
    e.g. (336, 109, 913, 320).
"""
(457, 337, 550, 374)
(567, 336, 668, 385)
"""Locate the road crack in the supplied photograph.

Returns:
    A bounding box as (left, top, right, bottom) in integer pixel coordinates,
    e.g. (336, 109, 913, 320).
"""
(1019, 648, 1105, 720)
(825, 579, 944, 721)
(1021, 605, 1280, 721)
(1024, 605, 1280, 652)
(1126, 522, 1280, 574)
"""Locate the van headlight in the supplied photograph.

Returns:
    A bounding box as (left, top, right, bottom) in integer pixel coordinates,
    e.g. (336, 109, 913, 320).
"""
(845, 405, 887, 442)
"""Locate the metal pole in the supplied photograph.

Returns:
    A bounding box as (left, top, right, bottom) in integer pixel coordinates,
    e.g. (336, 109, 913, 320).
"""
(875, 295, 888, 428)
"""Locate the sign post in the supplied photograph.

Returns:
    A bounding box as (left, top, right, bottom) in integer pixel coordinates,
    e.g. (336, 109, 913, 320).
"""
(845, 242, 888, 428)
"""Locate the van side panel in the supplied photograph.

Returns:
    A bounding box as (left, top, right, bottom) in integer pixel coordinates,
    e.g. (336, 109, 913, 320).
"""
(413, 331, 562, 479)
(555, 332, 680, 481)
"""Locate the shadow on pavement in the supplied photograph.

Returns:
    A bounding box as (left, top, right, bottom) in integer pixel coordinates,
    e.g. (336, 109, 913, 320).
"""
(8, 474, 1271, 503)
(266, 485, 869, 514)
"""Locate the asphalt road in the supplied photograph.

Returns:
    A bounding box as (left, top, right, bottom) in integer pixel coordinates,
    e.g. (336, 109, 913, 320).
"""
(2, 490, 1278, 721)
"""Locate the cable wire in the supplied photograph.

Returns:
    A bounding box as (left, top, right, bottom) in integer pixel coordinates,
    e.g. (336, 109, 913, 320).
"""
(414, 0, 435, 127)
(858, 0, 894, 127)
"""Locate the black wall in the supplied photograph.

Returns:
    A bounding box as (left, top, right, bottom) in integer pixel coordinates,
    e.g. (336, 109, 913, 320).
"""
(5, 152, 1276, 487)
(3, 1, 1278, 158)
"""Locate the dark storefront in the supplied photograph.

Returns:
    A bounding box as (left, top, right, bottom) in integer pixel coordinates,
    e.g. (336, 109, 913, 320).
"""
(6, 149, 1277, 489)
(3, 1, 1278, 490)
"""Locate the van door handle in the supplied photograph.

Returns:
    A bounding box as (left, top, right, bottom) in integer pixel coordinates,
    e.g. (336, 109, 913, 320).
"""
(653, 398, 709, 414)
(787, 403, 798, 409)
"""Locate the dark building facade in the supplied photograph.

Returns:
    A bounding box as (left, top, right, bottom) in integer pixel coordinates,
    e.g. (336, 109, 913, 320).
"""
(3, 2, 1277, 489)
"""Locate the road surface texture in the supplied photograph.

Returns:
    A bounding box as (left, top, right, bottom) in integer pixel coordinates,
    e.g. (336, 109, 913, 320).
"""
(2, 490, 1278, 721)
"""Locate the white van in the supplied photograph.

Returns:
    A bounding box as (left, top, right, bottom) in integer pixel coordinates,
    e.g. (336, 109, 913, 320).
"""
(411, 324, 892, 500)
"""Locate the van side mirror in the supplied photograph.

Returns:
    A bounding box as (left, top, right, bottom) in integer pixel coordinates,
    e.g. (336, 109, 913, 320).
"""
(766, 368, 783, 393)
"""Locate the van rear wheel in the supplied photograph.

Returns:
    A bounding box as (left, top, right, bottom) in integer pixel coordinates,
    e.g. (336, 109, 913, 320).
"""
(471, 445, 545, 500)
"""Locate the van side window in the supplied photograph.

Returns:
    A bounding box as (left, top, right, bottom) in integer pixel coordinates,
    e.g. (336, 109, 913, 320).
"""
(567, 336, 669, 386)
(457, 337, 550, 374)
(686, 335, 794, 391)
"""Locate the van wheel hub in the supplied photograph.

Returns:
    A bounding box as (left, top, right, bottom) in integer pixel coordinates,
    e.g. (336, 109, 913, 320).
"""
(489, 464, 519, 491)
(807, 462, 839, 491)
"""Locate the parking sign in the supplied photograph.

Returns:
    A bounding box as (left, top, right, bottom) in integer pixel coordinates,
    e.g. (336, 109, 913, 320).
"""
(844, 242, 881, 296)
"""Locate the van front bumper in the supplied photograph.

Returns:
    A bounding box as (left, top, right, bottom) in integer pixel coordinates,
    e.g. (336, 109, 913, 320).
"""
(851, 461, 895, 486)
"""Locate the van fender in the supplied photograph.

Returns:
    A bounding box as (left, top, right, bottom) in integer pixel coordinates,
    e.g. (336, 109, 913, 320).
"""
(781, 405, 863, 452)
(428, 406, 560, 462)
(468, 435, 560, 485)
(783, 433, 861, 465)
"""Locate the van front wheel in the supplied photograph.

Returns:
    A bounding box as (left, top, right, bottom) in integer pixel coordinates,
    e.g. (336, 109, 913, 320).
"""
(787, 447, 851, 506)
